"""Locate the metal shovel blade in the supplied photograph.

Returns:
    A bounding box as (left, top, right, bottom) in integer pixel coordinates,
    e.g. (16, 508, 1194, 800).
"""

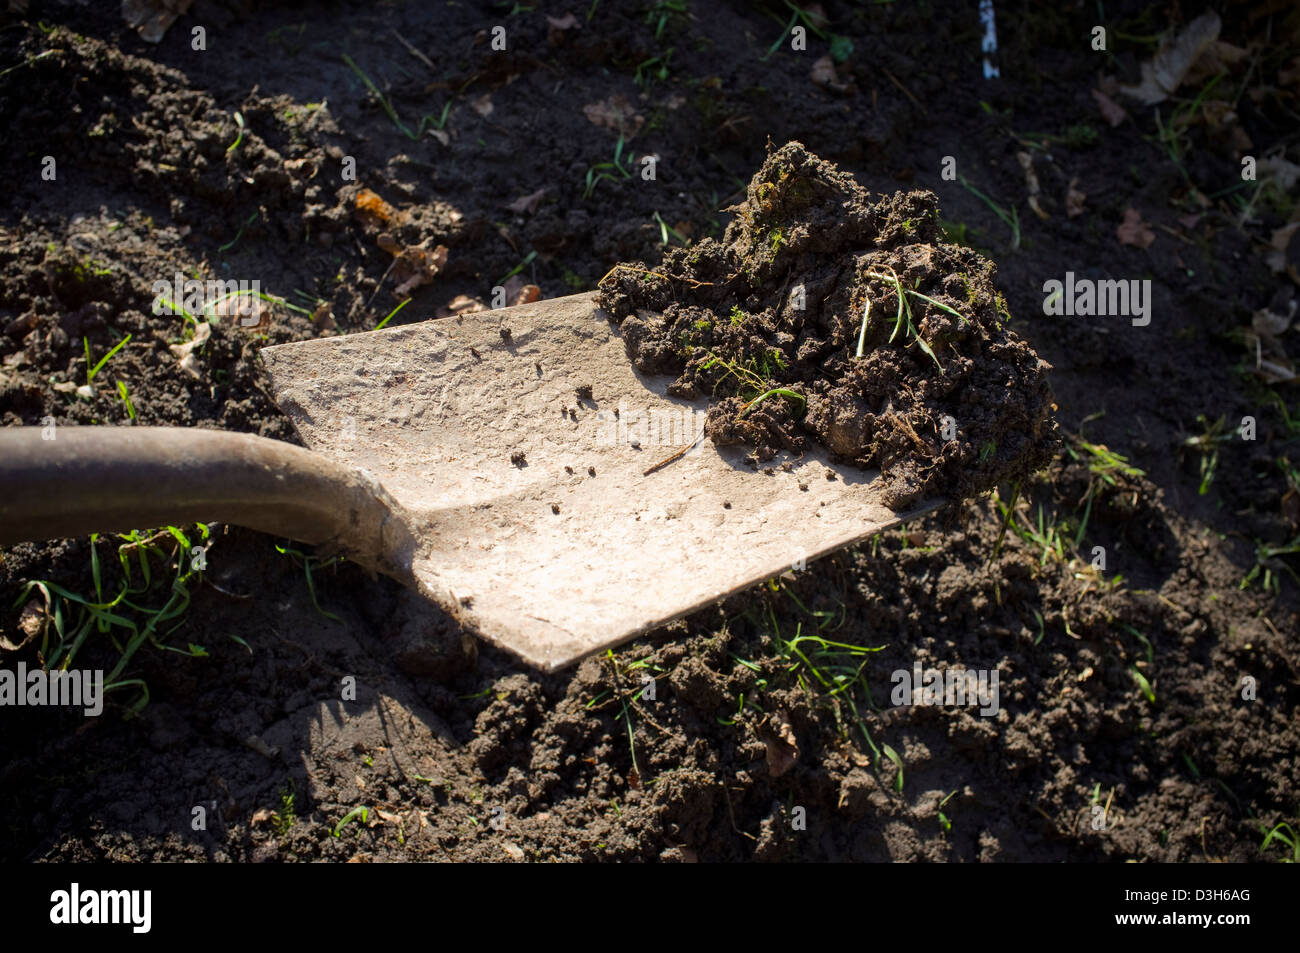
(260, 293, 942, 671)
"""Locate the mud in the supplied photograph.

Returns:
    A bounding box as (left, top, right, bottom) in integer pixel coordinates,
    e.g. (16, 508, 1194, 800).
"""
(1, 1, 1297, 864)
(597, 142, 1058, 507)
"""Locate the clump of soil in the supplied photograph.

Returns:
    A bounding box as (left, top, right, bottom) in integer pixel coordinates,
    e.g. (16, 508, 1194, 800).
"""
(597, 141, 1058, 507)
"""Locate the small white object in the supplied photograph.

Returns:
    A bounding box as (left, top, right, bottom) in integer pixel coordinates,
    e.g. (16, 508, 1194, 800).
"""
(979, 0, 999, 79)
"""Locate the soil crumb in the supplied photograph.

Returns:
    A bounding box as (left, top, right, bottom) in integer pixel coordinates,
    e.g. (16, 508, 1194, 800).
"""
(596, 141, 1058, 507)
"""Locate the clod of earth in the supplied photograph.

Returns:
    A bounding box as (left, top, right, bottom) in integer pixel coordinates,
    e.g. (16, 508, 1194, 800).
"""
(596, 141, 1058, 508)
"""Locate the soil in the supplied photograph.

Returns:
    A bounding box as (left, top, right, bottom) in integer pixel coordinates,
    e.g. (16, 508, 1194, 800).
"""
(596, 141, 1058, 507)
(1, 0, 1299, 863)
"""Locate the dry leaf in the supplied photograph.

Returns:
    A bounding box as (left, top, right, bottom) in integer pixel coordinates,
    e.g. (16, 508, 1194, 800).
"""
(121, 0, 193, 44)
(810, 54, 852, 93)
(505, 188, 547, 215)
(471, 94, 494, 117)
(210, 292, 266, 329)
(1246, 295, 1297, 383)
(169, 321, 211, 378)
(1259, 156, 1300, 192)
(391, 241, 449, 298)
(1091, 88, 1128, 127)
(1184, 40, 1249, 88)
(1266, 222, 1300, 276)
(1066, 177, 1087, 218)
(583, 95, 644, 137)
(762, 711, 799, 778)
(250, 808, 275, 827)
(437, 294, 488, 318)
(1017, 151, 1049, 220)
(0, 599, 45, 652)
(1252, 305, 1293, 338)
(499, 276, 541, 307)
(1117, 207, 1156, 248)
(1119, 12, 1221, 105)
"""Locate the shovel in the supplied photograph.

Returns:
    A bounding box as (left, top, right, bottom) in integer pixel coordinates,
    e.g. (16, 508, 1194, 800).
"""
(0, 293, 941, 670)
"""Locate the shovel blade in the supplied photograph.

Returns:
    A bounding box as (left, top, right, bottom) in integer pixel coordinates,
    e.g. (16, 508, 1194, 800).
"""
(261, 293, 941, 670)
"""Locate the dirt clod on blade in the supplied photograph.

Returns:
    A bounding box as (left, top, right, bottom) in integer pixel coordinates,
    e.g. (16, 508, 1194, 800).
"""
(597, 141, 1058, 507)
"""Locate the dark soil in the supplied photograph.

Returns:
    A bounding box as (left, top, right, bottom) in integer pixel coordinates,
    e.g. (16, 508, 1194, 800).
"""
(1, 0, 1298, 863)
(597, 140, 1058, 507)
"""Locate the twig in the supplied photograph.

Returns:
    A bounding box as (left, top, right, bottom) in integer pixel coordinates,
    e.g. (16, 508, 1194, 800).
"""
(881, 66, 927, 116)
(642, 432, 705, 476)
(361, 257, 400, 319)
(723, 784, 758, 842)
(391, 29, 436, 74)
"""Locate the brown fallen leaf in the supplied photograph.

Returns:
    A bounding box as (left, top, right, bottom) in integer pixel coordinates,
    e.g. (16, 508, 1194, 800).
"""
(1245, 297, 1297, 384)
(121, 0, 192, 44)
(1120, 11, 1221, 105)
(505, 188, 547, 215)
(583, 95, 644, 137)
(0, 599, 45, 652)
(1183, 40, 1249, 88)
(437, 294, 488, 318)
(1252, 304, 1293, 338)
(1117, 207, 1156, 248)
(1260, 156, 1300, 192)
(391, 240, 449, 298)
(500, 275, 541, 307)
(250, 808, 275, 827)
(810, 54, 853, 94)
(1091, 88, 1128, 127)
(1017, 151, 1050, 220)
(210, 291, 266, 329)
(1066, 177, 1087, 218)
(1265, 222, 1300, 276)
(762, 711, 799, 778)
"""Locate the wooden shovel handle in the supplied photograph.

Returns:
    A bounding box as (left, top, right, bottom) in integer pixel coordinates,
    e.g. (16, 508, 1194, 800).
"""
(0, 426, 418, 580)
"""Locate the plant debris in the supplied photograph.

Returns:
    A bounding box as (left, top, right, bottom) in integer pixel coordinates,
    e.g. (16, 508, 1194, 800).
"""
(596, 141, 1057, 508)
